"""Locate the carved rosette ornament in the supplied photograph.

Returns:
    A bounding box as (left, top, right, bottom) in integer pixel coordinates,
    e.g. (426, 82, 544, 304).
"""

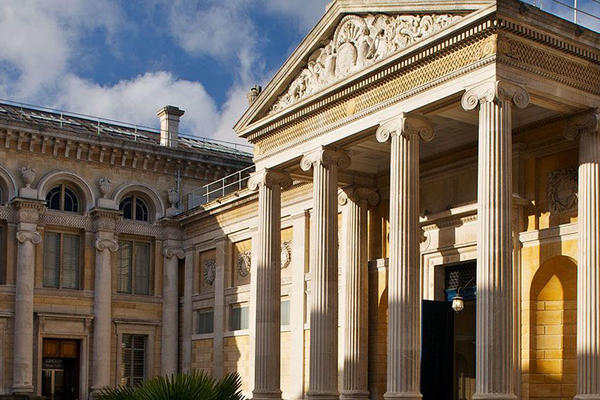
(461, 80, 530, 110)
(280, 241, 292, 269)
(548, 168, 578, 213)
(376, 113, 434, 143)
(94, 238, 119, 253)
(16, 230, 41, 245)
(270, 13, 463, 113)
(237, 250, 252, 277)
(163, 246, 185, 260)
(203, 259, 216, 285)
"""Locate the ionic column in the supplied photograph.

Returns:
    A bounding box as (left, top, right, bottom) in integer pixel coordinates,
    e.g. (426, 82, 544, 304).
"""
(12, 217, 41, 394)
(91, 236, 118, 394)
(338, 188, 379, 400)
(248, 169, 292, 400)
(300, 146, 350, 400)
(376, 114, 433, 400)
(162, 245, 184, 376)
(565, 109, 600, 400)
(462, 80, 529, 400)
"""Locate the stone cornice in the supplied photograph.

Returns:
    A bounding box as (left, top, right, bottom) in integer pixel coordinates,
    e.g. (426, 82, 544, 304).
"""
(0, 125, 249, 180)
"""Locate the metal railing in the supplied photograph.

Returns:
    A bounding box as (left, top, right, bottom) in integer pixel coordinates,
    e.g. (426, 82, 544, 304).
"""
(0, 98, 253, 154)
(524, 0, 600, 31)
(184, 165, 255, 210)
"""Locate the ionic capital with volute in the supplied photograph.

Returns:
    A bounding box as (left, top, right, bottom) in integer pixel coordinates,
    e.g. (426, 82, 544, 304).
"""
(16, 230, 41, 245)
(163, 246, 185, 260)
(338, 187, 379, 207)
(300, 146, 350, 171)
(248, 168, 293, 191)
(563, 108, 600, 141)
(94, 238, 119, 253)
(461, 80, 530, 110)
(375, 113, 434, 143)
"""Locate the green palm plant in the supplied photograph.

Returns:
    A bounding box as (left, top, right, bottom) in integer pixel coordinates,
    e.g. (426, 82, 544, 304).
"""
(97, 370, 244, 400)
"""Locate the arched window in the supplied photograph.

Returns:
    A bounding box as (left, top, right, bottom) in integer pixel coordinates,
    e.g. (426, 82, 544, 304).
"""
(120, 195, 149, 222)
(46, 184, 79, 213)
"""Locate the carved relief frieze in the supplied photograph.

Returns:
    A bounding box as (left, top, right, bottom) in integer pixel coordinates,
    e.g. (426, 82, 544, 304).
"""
(270, 13, 463, 114)
(237, 250, 252, 277)
(203, 259, 216, 285)
(281, 241, 292, 269)
(548, 168, 578, 213)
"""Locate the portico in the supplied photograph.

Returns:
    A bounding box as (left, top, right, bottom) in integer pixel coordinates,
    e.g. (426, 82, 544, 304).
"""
(224, 1, 600, 399)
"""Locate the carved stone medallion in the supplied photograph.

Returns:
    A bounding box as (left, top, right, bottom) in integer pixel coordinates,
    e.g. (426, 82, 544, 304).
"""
(281, 241, 292, 269)
(203, 259, 216, 286)
(237, 250, 252, 277)
(548, 168, 577, 213)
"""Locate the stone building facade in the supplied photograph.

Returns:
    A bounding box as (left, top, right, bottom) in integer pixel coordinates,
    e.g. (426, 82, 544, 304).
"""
(2, 0, 600, 400)
(0, 103, 252, 399)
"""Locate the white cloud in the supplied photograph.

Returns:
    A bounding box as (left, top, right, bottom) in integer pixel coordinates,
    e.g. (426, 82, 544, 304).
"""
(54, 72, 227, 140)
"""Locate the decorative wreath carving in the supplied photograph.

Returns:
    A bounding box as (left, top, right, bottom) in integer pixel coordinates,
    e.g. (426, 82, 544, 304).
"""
(237, 250, 252, 277)
(548, 168, 578, 213)
(281, 241, 292, 269)
(203, 259, 216, 286)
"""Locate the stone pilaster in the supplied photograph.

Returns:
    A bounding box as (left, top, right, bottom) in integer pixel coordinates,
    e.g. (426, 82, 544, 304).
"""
(11, 199, 43, 394)
(248, 169, 292, 400)
(212, 237, 229, 379)
(338, 188, 378, 400)
(161, 245, 184, 376)
(376, 114, 433, 400)
(90, 209, 120, 396)
(462, 80, 529, 400)
(565, 109, 600, 400)
(300, 146, 350, 400)
(182, 248, 194, 373)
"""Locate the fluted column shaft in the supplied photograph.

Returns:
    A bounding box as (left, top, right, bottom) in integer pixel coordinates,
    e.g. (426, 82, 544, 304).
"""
(339, 188, 378, 400)
(12, 227, 41, 393)
(92, 234, 118, 394)
(462, 80, 529, 400)
(249, 169, 292, 400)
(377, 114, 432, 400)
(568, 109, 600, 400)
(162, 245, 184, 376)
(301, 147, 350, 400)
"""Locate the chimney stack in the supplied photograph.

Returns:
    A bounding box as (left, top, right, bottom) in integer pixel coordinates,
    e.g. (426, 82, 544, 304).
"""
(247, 85, 262, 106)
(157, 105, 185, 147)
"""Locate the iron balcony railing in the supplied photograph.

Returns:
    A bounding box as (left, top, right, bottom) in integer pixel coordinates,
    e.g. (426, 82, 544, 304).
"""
(184, 165, 255, 210)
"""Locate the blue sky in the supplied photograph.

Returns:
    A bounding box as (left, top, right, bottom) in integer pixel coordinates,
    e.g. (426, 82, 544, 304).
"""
(0, 0, 329, 144)
(0, 1, 598, 145)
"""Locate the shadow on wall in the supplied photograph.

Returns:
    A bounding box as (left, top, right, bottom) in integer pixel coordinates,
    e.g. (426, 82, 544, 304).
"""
(528, 255, 577, 400)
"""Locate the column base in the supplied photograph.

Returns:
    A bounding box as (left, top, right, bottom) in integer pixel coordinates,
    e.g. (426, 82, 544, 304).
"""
(252, 389, 282, 400)
(574, 395, 600, 400)
(10, 384, 34, 395)
(340, 390, 370, 400)
(472, 394, 517, 400)
(384, 392, 422, 400)
(306, 391, 340, 400)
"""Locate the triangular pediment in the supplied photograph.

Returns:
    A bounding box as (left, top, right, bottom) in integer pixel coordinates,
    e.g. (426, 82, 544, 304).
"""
(234, 0, 494, 138)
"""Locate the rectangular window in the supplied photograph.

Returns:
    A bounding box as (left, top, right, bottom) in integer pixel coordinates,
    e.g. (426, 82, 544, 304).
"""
(281, 299, 290, 326)
(121, 334, 146, 387)
(43, 232, 80, 289)
(118, 240, 151, 295)
(230, 305, 248, 331)
(196, 309, 214, 334)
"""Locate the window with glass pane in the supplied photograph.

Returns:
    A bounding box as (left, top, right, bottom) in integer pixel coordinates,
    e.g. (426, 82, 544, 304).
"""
(281, 300, 290, 326)
(46, 184, 79, 213)
(197, 309, 214, 334)
(118, 240, 151, 295)
(119, 195, 149, 222)
(43, 232, 80, 289)
(121, 334, 146, 387)
(230, 305, 249, 331)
